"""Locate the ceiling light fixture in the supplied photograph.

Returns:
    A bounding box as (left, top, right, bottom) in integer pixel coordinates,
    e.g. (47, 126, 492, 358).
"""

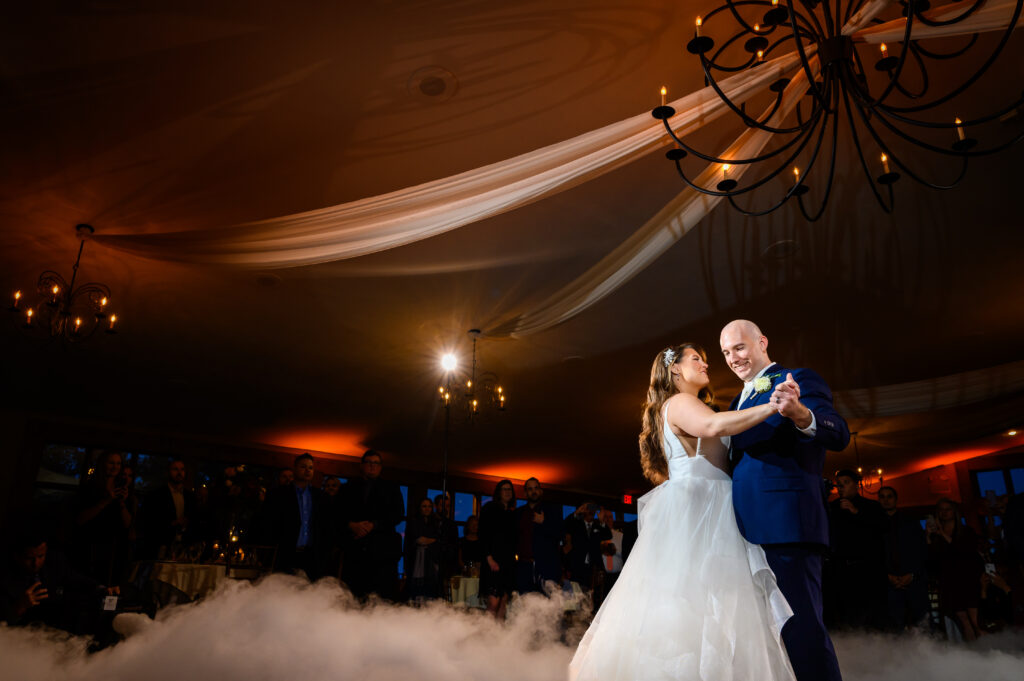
(651, 0, 1024, 220)
(8, 224, 119, 341)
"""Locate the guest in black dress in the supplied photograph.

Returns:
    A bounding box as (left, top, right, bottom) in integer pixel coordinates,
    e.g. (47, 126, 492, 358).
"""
(458, 514, 484, 574)
(479, 479, 517, 619)
(70, 451, 137, 586)
(404, 498, 442, 602)
(927, 498, 984, 641)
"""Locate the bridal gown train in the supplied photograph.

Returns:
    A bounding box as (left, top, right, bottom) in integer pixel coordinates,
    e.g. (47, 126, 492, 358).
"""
(569, 418, 796, 681)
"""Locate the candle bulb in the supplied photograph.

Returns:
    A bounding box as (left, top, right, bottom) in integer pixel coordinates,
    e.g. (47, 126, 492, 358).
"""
(660, 86, 667, 106)
(880, 43, 888, 58)
(695, 16, 702, 37)
(771, 0, 778, 5)
(12, 290, 21, 309)
(756, 49, 764, 62)
(74, 317, 82, 333)
(793, 166, 800, 182)
(26, 308, 33, 325)
(880, 153, 890, 174)
(954, 117, 966, 141)
(722, 163, 731, 178)
(109, 314, 117, 330)
(753, 24, 760, 32)
(100, 296, 108, 308)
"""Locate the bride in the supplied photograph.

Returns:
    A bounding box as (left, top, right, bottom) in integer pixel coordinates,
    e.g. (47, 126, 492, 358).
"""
(569, 343, 796, 681)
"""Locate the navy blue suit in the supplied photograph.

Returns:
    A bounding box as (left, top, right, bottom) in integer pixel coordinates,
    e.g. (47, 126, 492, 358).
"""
(730, 364, 849, 681)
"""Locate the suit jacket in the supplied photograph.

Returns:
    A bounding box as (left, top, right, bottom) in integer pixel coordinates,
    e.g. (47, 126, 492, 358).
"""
(262, 483, 333, 574)
(139, 485, 199, 558)
(730, 364, 850, 546)
(339, 477, 404, 562)
(515, 501, 564, 582)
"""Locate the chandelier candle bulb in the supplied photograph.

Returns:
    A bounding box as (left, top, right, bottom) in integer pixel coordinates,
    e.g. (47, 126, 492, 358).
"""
(880, 43, 888, 58)
(109, 314, 117, 330)
(880, 153, 890, 174)
(74, 317, 82, 333)
(793, 167, 800, 182)
(754, 24, 760, 32)
(695, 16, 702, 37)
(722, 163, 731, 178)
(756, 49, 764, 62)
(660, 86, 667, 106)
(12, 290, 20, 309)
(25, 308, 33, 325)
(955, 117, 966, 141)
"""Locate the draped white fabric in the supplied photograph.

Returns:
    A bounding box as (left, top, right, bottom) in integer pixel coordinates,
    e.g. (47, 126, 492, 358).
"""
(90, 2, 1020, 334)
(92, 53, 803, 268)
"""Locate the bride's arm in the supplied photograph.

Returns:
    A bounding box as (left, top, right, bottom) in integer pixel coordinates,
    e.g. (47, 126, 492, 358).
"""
(666, 393, 775, 438)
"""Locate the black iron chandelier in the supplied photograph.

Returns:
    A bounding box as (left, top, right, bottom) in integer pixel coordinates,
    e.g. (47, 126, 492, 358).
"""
(651, 0, 1024, 220)
(9, 224, 119, 342)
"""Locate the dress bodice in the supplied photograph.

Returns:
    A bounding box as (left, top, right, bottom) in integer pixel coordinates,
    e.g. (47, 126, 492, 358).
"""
(662, 408, 730, 482)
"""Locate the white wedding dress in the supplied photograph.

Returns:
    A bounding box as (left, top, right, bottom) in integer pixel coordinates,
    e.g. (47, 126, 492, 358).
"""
(568, 414, 796, 681)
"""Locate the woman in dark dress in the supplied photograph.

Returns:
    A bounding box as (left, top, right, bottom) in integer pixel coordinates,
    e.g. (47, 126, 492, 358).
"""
(458, 514, 484, 575)
(927, 498, 984, 641)
(71, 451, 137, 585)
(404, 498, 442, 602)
(479, 479, 517, 619)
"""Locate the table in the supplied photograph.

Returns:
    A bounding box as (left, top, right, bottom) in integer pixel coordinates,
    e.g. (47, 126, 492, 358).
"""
(131, 561, 227, 605)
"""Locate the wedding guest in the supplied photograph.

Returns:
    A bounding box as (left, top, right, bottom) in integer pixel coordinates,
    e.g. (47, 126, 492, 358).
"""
(276, 468, 294, 488)
(479, 479, 518, 618)
(593, 509, 624, 609)
(340, 450, 404, 600)
(404, 498, 442, 602)
(458, 514, 484, 574)
(564, 502, 610, 591)
(927, 498, 984, 641)
(1, 528, 117, 633)
(878, 486, 930, 631)
(262, 453, 333, 580)
(70, 451, 136, 586)
(433, 492, 460, 584)
(979, 562, 1014, 632)
(824, 469, 888, 630)
(323, 476, 342, 497)
(514, 477, 564, 594)
(139, 458, 198, 559)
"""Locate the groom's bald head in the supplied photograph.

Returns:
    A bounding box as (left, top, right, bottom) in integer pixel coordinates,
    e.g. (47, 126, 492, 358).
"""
(720, 320, 771, 382)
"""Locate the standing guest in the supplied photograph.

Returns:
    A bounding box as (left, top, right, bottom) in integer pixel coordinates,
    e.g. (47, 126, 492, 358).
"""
(321, 476, 344, 578)
(514, 477, 564, 594)
(433, 492, 460, 586)
(1, 529, 118, 634)
(593, 509, 624, 609)
(927, 498, 984, 641)
(458, 514, 484, 574)
(825, 469, 888, 629)
(404, 498, 442, 602)
(564, 502, 610, 591)
(340, 450, 404, 600)
(262, 453, 332, 580)
(323, 476, 342, 497)
(479, 479, 518, 619)
(276, 468, 294, 488)
(878, 486, 930, 631)
(140, 458, 198, 559)
(71, 451, 137, 586)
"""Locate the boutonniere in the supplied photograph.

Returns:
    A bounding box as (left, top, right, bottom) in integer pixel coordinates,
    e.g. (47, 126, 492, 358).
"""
(753, 372, 783, 395)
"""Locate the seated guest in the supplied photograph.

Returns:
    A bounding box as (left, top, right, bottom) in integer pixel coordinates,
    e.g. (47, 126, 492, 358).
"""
(878, 486, 929, 631)
(1, 529, 117, 633)
(825, 469, 888, 630)
(70, 451, 136, 586)
(404, 498, 442, 602)
(262, 453, 333, 580)
(514, 477, 563, 594)
(927, 498, 984, 641)
(479, 480, 518, 619)
(139, 458, 198, 559)
(340, 450, 404, 600)
(458, 514, 484, 574)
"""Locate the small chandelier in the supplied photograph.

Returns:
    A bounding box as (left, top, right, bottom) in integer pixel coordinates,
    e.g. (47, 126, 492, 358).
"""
(438, 329, 506, 418)
(9, 224, 119, 341)
(651, 0, 1024, 220)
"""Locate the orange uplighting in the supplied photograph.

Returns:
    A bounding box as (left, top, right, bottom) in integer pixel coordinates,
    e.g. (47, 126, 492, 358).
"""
(470, 461, 569, 485)
(256, 428, 368, 458)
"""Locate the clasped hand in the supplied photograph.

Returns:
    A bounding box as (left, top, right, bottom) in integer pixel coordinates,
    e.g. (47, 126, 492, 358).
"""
(768, 373, 807, 422)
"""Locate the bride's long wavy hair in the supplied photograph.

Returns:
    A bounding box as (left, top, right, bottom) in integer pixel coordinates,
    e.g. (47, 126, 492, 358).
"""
(639, 343, 715, 485)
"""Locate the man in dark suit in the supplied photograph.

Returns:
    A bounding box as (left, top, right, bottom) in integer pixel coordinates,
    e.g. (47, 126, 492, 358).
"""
(262, 452, 332, 580)
(140, 458, 198, 559)
(563, 502, 610, 590)
(722, 319, 850, 681)
(340, 450, 404, 600)
(514, 477, 564, 594)
(877, 485, 930, 631)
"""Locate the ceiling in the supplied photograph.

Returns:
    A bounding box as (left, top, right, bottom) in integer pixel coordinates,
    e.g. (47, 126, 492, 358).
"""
(2, 0, 1023, 495)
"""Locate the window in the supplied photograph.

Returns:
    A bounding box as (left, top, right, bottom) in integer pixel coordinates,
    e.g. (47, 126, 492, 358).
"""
(563, 505, 577, 520)
(622, 513, 638, 523)
(1011, 468, 1024, 495)
(516, 498, 527, 508)
(975, 470, 1008, 497)
(454, 492, 474, 521)
(481, 495, 492, 507)
(36, 444, 87, 485)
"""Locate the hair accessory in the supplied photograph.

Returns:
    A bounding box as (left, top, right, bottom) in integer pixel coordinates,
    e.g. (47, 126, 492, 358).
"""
(663, 348, 677, 367)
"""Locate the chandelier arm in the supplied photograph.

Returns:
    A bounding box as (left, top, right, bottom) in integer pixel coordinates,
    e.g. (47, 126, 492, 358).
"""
(722, 111, 832, 216)
(789, 0, 827, 38)
(912, 0, 988, 28)
(879, 0, 1023, 113)
(850, 8, 919, 109)
(795, 90, 844, 221)
(872, 100, 1024, 157)
(911, 32, 978, 59)
(889, 42, 930, 99)
(877, 91, 1024, 129)
(705, 31, 762, 73)
(785, 9, 834, 110)
(696, 60, 821, 134)
(839, 82, 897, 212)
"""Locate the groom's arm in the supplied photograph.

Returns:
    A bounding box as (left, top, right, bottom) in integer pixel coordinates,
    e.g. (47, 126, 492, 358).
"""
(791, 369, 850, 451)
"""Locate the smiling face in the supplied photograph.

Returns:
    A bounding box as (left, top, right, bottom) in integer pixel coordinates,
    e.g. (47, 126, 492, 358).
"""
(419, 499, 434, 518)
(674, 347, 710, 392)
(720, 320, 770, 382)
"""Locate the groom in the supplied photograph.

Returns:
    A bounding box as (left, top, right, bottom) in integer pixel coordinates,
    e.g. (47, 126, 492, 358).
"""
(721, 320, 849, 681)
